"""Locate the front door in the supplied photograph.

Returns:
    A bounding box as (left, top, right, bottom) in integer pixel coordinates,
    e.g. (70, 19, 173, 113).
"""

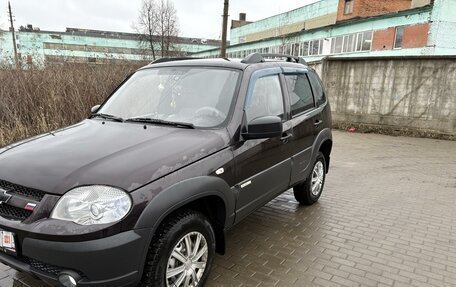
(233, 69, 293, 223)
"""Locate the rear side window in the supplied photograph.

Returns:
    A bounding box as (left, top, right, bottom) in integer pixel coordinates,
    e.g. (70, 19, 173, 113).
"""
(285, 74, 315, 116)
(246, 75, 284, 122)
(308, 72, 326, 107)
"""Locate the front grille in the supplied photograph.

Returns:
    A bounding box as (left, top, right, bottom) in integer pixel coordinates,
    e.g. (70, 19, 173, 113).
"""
(0, 179, 47, 221)
(0, 204, 32, 221)
(28, 258, 84, 277)
(0, 179, 46, 201)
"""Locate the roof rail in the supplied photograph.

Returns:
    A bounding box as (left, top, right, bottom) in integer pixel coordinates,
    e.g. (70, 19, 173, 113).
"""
(241, 53, 265, 64)
(151, 57, 200, 65)
(241, 53, 307, 65)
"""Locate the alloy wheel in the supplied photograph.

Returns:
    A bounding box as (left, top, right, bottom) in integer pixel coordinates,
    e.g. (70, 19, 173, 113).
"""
(166, 231, 208, 287)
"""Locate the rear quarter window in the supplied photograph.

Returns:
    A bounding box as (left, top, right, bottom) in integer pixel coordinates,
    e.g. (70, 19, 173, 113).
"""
(307, 72, 326, 107)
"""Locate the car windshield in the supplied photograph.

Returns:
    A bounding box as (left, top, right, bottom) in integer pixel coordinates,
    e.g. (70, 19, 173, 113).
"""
(98, 67, 241, 128)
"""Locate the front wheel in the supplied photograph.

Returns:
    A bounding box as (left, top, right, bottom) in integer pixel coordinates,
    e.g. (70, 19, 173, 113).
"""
(140, 210, 215, 287)
(293, 152, 326, 205)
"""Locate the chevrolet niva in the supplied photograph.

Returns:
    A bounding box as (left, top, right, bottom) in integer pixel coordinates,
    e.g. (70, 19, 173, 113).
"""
(0, 53, 332, 287)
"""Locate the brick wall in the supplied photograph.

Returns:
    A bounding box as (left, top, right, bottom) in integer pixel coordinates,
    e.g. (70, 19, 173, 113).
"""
(372, 27, 396, 50)
(337, 0, 413, 21)
(371, 23, 429, 51)
(403, 23, 429, 48)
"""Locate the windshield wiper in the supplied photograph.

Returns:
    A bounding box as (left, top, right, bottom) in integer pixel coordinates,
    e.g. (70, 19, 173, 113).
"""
(91, 113, 124, 122)
(126, 118, 195, 129)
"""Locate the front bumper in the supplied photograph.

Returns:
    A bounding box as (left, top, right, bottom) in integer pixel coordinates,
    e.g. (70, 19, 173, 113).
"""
(0, 229, 151, 286)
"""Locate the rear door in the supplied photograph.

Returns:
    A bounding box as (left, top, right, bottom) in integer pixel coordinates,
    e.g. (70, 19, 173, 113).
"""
(233, 68, 293, 223)
(282, 68, 320, 185)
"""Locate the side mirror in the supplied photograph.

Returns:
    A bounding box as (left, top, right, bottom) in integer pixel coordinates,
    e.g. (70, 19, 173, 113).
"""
(241, 116, 283, 140)
(91, 105, 101, 114)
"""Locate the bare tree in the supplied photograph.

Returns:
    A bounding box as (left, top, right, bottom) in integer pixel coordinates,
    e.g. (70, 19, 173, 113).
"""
(136, 0, 179, 60)
(136, 0, 158, 60)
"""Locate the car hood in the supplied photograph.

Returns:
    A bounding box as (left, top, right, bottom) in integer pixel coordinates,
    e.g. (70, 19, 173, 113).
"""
(0, 119, 228, 194)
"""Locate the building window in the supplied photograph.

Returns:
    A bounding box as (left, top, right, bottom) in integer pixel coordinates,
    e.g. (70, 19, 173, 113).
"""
(300, 42, 309, 56)
(335, 37, 343, 53)
(331, 31, 372, 54)
(293, 43, 300, 56)
(362, 31, 372, 51)
(356, 33, 363, 51)
(309, 40, 321, 55)
(394, 26, 404, 49)
(344, 0, 354, 14)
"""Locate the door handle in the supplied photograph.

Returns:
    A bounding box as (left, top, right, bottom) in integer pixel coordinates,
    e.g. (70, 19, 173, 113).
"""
(314, 120, 323, 127)
(281, 133, 293, 142)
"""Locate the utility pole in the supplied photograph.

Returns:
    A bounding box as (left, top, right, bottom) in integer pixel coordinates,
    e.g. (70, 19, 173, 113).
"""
(8, 1, 19, 68)
(221, 0, 229, 58)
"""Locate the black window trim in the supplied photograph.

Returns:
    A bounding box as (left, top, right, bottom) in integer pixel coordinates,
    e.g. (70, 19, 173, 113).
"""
(307, 70, 328, 108)
(245, 73, 287, 123)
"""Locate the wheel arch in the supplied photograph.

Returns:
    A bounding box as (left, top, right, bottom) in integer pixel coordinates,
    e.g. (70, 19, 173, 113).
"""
(135, 176, 235, 255)
(312, 128, 333, 173)
(319, 139, 332, 173)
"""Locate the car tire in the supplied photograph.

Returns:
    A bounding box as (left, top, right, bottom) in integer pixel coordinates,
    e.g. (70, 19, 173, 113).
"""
(293, 152, 326, 205)
(140, 210, 216, 287)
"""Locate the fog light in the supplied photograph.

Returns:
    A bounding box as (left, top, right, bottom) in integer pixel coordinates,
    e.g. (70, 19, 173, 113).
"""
(58, 271, 80, 287)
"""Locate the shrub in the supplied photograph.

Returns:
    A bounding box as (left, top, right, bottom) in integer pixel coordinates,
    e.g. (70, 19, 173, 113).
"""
(0, 63, 142, 147)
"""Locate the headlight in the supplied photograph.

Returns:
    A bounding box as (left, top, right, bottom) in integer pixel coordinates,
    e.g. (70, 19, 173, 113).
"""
(51, 186, 132, 226)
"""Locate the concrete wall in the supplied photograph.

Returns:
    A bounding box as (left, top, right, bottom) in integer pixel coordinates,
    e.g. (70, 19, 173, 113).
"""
(429, 0, 456, 55)
(310, 57, 456, 135)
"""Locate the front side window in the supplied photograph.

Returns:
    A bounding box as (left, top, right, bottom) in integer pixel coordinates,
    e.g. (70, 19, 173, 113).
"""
(99, 67, 241, 128)
(245, 75, 284, 122)
(285, 74, 315, 116)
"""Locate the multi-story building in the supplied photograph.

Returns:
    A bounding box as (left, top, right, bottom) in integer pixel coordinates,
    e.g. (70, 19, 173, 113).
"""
(195, 0, 456, 60)
(0, 26, 220, 66)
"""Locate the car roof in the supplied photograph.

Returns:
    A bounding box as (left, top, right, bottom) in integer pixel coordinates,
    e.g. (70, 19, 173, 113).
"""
(139, 54, 309, 72)
(141, 58, 249, 70)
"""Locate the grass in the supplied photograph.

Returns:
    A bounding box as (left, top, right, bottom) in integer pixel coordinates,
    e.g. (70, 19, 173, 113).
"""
(0, 63, 143, 147)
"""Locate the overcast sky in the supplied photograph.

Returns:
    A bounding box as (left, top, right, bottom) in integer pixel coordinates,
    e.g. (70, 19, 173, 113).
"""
(0, 0, 318, 39)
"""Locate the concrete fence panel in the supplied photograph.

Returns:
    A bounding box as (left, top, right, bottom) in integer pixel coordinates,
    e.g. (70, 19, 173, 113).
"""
(311, 57, 456, 137)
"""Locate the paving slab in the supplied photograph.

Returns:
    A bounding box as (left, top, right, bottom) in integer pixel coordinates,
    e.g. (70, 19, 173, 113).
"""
(2, 131, 456, 287)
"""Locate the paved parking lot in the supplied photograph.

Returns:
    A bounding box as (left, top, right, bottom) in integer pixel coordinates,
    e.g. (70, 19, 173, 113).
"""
(3, 131, 456, 286)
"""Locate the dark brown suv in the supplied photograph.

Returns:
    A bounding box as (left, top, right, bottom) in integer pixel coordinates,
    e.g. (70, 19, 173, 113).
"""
(0, 53, 332, 287)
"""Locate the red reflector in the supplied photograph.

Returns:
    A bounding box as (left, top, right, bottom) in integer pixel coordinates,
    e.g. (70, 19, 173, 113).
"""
(24, 203, 36, 211)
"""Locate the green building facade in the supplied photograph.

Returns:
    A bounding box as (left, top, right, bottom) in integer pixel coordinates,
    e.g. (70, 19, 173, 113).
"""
(0, 27, 220, 66)
(195, 0, 456, 61)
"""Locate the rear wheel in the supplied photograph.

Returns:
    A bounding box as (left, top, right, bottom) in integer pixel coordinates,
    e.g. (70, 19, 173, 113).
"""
(293, 152, 326, 205)
(140, 210, 215, 287)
